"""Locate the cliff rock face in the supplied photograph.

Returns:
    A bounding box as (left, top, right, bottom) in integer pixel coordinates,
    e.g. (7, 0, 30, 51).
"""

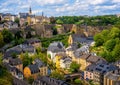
(32, 23, 110, 38)
(33, 24, 54, 38)
(74, 25, 111, 37)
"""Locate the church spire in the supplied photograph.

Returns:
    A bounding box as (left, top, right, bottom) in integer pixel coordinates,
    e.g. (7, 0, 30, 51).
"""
(29, 6, 32, 15)
(42, 11, 44, 17)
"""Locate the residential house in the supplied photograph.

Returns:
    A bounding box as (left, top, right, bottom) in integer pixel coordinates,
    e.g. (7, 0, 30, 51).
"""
(32, 76, 69, 85)
(66, 43, 78, 58)
(18, 13, 29, 19)
(67, 44, 90, 65)
(104, 69, 120, 85)
(24, 64, 40, 79)
(18, 12, 28, 26)
(34, 15, 50, 24)
(24, 58, 48, 79)
(13, 77, 29, 85)
(73, 45, 90, 62)
(60, 56, 72, 69)
(3, 21, 18, 29)
(1, 13, 12, 21)
(55, 53, 72, 69)
(4, 44, 36, 59)
(84, 63, 118, 85)
(79, 54, 106, 71)
(0, 24, 4, 30)
(32, 58, 48, 76)
(3, 62, 23, 80)
(24, 38, 41, 48)
(68, 34, 94, 45)
(47, 42, 65, 62)
(9, 58, 23, 72)
(114, 60, 120, 68)
(93, 63, 118, 85)
(84, 64, 96, 80)
(19, 18, 27, 26)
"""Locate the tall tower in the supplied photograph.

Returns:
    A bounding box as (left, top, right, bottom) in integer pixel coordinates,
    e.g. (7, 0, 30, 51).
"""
(42, 11, 44, 17)
(29, 7, 32, 15)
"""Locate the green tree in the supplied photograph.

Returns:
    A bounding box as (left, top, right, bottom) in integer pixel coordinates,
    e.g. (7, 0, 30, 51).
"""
(50, 16, 56, 24)
(112, 44, 120, 61)
(0, 32, 4, 48)
(28, 76, 34, 84)
(50, 71, 64, 80)
(109, 27, 120, 39)
(56, 19, 63, 24)
(94, 33, 104, 47)
(70, 62, 80, 73)
(21, 52, 32, 68)
(15, 31, 23, 39)
(105, 39, 116, 52)
(1, 29, 13, 43)
(74, 79, 83, 85)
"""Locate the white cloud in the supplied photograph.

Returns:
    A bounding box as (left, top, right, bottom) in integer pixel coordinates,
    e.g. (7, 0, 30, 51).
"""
(90, 0, 106, 5)
(19, 5, 29, 9)
(0, 0, 120, 16)
(112, 0, 120, 3)
(35, 0, 66, 5)
(95, 5, 117, 10)
(32, 10, 43, 14)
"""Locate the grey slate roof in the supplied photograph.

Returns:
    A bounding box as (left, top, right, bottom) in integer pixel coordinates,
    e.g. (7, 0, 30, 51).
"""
(28, 58, 46, 74)
(33, 58, 46, 67)
(24, 38, 40, 44)
(9, 58, 22, 66)
(86, 63, 118, 75)
(86, 64, 96, 72)
(93, 63, 118, 74)
(66, 43, 78, 51)
(4, 44, 35, 59)
(104, 69, 120, 85)
(3, 62, 23, 76)
(61, 56, 72, 63)
(80, 54, 106, 64)
(74, 45, 89, 58)
(13, 77, 29, 85)
(19, 13, 29, 19)
(28, 64, 40, 74)
(32, 76, 69, 85)
(71, 34, 94, 45)
(47, 42, 65, 52)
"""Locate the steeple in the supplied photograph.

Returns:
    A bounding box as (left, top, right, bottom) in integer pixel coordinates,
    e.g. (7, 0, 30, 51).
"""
(42, 11, 44, 17)
(29, 6, 32, 15)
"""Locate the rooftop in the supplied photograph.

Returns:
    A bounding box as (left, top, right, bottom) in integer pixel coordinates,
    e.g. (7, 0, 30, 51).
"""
(24, 38, 40, 44)
(32, 76, 69, 85)
(47, 42, 65, 52)
(9, 58, 22, 66)
(104, 70, 120, 81)
(28, 64, 40, 74)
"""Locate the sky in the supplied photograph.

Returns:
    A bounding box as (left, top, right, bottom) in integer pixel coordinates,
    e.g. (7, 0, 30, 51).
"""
(0, 0, 120, 16)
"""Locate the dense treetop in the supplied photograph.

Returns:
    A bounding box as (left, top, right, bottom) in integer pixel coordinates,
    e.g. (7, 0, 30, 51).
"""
(53, 15, 120, 27)
(93, 27, 120, 62)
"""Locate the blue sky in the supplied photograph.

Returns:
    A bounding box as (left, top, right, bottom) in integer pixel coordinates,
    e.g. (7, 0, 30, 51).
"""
(0, 0, 120, 16)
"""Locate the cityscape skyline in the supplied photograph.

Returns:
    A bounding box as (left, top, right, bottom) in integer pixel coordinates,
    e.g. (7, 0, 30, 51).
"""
(0, 0, 120, 16)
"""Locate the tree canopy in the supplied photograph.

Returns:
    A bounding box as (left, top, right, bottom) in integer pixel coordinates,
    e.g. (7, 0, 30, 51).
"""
(93, 27, 120, 62)
(70, 62, 80, 73)
(1, 29, 13, 43)
(0, 32, 4, 48)
(54, 15, 120, 27)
